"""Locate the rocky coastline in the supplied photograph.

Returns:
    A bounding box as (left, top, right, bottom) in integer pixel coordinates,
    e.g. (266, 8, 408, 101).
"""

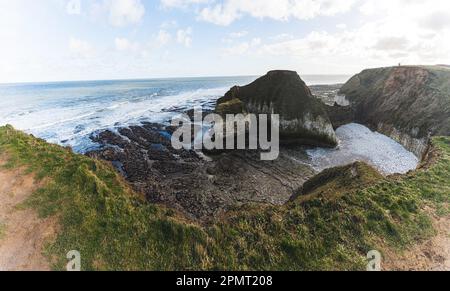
(87, 66, 449, 221)
(87, 122, 315, 221)
(86, 71, 342, 220)
(333, 66, 450, 157)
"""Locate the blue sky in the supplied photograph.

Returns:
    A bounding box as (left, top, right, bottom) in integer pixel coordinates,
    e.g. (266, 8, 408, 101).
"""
(1, 0, 449, 83)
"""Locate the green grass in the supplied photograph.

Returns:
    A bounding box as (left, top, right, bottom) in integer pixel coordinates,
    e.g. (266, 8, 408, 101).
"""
(0, 124, 449, 270)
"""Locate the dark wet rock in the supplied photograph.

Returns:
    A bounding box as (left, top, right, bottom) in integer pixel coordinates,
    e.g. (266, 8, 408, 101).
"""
(126, 125, 171, 146)
(215, 70, 338, 147)
(309, 84, 355, 130)
(91, 130, 130, 149)
(87, 123, 315, 221)
(309, 84, 344, 106)
(326, 103, 355, 129)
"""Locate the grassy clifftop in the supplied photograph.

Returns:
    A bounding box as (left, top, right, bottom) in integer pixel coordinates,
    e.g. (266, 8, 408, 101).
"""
(339, 65, 450, 138)
(0, 125, 449, 270)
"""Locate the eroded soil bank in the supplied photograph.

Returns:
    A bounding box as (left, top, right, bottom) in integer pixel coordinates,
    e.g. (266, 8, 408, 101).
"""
(383, 206, 450, 271)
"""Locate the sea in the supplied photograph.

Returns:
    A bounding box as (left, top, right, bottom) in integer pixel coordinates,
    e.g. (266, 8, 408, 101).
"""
(0, 74, 419, 174)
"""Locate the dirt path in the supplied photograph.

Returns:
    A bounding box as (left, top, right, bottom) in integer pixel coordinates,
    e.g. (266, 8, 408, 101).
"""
(383, 206, 450, 271)
(0, 157, 57, 271)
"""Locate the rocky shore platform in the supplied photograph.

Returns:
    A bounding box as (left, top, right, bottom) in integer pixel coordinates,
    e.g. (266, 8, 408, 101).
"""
(87, 122, 315, 221)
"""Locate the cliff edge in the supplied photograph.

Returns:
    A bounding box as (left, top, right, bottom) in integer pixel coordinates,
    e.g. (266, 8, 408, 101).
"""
(337, 66, 450, 156)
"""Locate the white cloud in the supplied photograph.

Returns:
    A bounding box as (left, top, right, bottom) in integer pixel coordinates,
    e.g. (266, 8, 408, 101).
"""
(270, 33, 294, 41)
(176, 27, 193, 47)
(223, 37, 262, 56)
(255, 0, 450, 68)
(221, 31, 249, 44)
(229, 31, 248, 38)
(3, 0, 450, 83)
(258, 31, 340, 57)
(90, 0, 145, 27)
(160, 0, 210, 9)
(156, 30, 172, 46)
(115, 37, 140, 52)
(198, 3, 238, 26)
(372, 36, 409, 51)
(223, 42, 250, 56)
(160, 20, 178, 29)
(419, 11, 450, 32)
(355, 0, 450, 62)
(197, 0, 357, 26)
(69, 37, 95, 58)
(109, 0, 145, 26)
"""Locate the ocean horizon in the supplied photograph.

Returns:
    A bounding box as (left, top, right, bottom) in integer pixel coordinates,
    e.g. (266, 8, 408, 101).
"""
(0, 74, 352, 86)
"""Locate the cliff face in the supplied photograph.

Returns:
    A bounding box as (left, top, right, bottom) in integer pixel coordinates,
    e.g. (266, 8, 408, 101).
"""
(216, 70, 338, 147)
(338, 66, 450, 157)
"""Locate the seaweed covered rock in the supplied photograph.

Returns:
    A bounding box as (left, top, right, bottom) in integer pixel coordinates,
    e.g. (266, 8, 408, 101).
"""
(216, 70, 338, 147)
(216, 98, 246, 115)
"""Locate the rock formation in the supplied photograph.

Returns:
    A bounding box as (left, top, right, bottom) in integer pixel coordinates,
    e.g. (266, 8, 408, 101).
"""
(215, 70, 338, 147)
(332, 66, 450, 157)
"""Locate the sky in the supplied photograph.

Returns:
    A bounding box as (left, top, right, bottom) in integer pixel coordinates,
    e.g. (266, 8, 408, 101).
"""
(1, 0, 450, 83)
